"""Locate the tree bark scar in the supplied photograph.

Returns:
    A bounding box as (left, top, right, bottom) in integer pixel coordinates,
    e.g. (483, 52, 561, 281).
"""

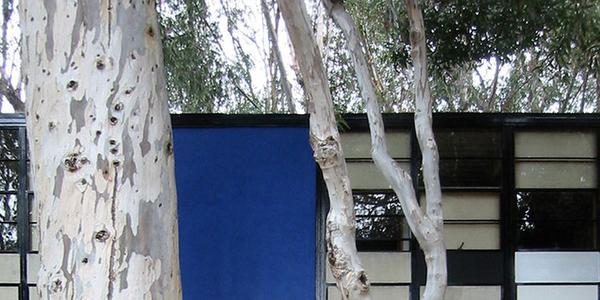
(313, 136, 339, 168)
(107, 165, 119, 299)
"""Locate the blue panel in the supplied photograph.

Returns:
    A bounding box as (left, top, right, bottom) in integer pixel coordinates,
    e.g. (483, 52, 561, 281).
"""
(173, 127, 316, 299)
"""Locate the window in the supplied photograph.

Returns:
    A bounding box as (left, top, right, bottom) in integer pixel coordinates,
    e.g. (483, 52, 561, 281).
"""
(426, 130, 502, 250)
(354, 193, 410, 252)
(516, 191, 597, 249)
(514, 130, 598, 250)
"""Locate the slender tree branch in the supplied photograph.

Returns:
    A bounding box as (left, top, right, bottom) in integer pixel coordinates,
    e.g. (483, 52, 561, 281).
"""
(278, 1, 372, 299)
(0, 76, 23, 112)
(261, 0, 295, 113)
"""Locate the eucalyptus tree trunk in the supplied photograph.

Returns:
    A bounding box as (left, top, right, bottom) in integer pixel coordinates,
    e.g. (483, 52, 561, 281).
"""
(323, 1, 447, 300)
(21, 1, 182, 299)
(278, 1, 372, 299)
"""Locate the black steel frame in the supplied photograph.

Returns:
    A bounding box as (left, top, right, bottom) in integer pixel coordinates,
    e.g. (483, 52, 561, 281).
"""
(0, 114, 29, 300)
(2, 112, 600, 300)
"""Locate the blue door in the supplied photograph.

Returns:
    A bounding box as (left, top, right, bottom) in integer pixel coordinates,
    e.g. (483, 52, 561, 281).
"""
(174, 126, 316, 299)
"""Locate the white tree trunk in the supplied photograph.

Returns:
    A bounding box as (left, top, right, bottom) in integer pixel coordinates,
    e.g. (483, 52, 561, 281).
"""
(278, 1, 372, 299)
(21, 1, 182, 299)
(323, 1, 447, 300)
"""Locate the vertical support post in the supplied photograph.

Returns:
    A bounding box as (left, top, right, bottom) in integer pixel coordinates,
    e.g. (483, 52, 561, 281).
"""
(501, 125, 515, 300)
(17, 125, 29, 300)
(410, 124, 422, 300)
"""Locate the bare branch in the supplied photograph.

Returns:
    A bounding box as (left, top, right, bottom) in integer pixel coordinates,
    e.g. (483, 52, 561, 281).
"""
(0, 76, 23, 112)
(278, 0, 372, 298)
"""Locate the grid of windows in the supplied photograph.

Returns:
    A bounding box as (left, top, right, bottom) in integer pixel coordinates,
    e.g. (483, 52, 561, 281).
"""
(0, 122, 33, 300)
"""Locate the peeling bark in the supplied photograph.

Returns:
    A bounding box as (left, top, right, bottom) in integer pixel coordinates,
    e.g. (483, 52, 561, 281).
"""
(278, 1, 372, 299)
(21, 1, 182, 299)
(323, 1, 447, 300)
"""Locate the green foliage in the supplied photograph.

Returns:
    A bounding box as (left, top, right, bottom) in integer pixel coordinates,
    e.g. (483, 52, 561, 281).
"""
(160, 0, 262, 113)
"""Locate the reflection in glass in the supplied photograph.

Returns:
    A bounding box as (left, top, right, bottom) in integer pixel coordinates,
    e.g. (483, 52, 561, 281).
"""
(0, 223, 18, 251)
(516, 191, 597, 250)
(0, 161, 19, 191)
(419, 159, 502, 187)
(354, 193, 409, 251)
(0, 194, 17, 222)
(517, 220, 596, 249)
(437, 130, 501, 158)
(0, 129, 19, 160)
(517, 191, 596, 221)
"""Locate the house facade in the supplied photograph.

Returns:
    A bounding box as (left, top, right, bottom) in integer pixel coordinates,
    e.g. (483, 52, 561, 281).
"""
(0, 113, 598, 300)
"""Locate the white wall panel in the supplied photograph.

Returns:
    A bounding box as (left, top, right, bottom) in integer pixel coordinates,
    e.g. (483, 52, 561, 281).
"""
(328, 285, 409, 300)
(326, 252, 411, 283)
(0, 253, 20, 283)
(517, 285, 598, 300)
(515, 252, 600, 283)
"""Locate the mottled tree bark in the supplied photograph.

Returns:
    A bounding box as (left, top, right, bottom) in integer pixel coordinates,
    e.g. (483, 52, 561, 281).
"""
(278, 1, 372, 299)
(323, 1, 447, 300)
(21, 1, 182, 299)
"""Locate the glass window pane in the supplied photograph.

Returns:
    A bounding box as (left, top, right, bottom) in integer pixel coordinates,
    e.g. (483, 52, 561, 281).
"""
(435, 159, 501, 187)
(437, 130, 501, 158)
(517, 191, 596, 221)
(0, 223, 18, 251)
(356, 216, 405, 240)
(517, 221, 596, 250)
(0, 161, 19, 191)
(0, 129, 19, 160)
(355, 193, 402, 216)
(0, 194, 17, 222)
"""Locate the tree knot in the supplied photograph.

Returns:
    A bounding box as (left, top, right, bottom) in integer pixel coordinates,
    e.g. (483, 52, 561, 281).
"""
(313, 136, 340, 168)
(63, 152, 88, 172)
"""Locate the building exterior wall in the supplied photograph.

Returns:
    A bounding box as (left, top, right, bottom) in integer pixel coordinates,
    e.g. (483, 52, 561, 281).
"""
(0, 113, 599, 300)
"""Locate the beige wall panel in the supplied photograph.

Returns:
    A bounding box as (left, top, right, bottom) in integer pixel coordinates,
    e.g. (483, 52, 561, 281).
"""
(422, 192, 499, 220)
(445, 224, 500, 250)
(341, 132, 411, 159)
(517, 285, 598, 300)
(515, 131, 596, 158)
(326, 252, 411, 283)
(27, 254, 40, 284)
(515, 161, 596, 188)
(328, 285, 409, 300)
(0, 287, 18, 300)
(0, 253, 20, 283)
(347, 161, 411, 190)
(419, 286, 501, 300)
